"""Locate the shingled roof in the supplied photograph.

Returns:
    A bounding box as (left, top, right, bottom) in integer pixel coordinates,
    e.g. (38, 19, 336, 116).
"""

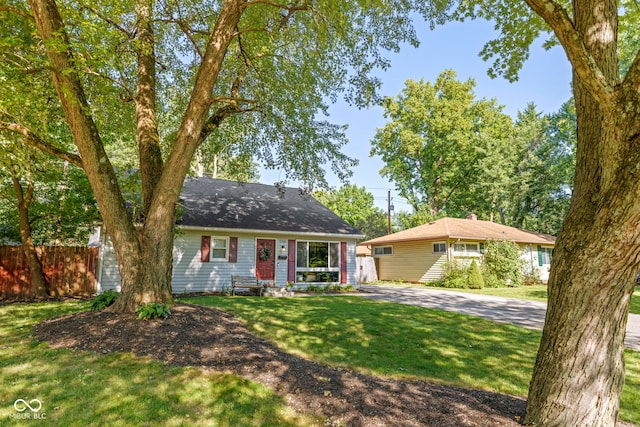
(177, 177, 362, 237)
(361, 217, 555, 246)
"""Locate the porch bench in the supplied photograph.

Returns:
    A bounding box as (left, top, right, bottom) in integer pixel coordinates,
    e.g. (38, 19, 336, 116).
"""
(231, 275, 263, 296)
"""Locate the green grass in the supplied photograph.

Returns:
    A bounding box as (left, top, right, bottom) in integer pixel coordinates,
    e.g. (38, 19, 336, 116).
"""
(0, 302, 313, 427)
(184, 295, 640, 425)
(2, 297, 639, 426)
(370, 282, 640, 314)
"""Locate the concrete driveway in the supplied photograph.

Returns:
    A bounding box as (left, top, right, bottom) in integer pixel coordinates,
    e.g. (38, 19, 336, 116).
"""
(358, 284, 640, 351)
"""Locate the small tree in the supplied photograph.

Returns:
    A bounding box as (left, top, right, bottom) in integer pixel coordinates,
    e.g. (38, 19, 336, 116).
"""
(467, 260, 485, 289)
(481, 240, 525, 287)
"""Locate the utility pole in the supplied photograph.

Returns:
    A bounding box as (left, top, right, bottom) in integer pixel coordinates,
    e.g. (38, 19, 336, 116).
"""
(387, 190, 394, 234)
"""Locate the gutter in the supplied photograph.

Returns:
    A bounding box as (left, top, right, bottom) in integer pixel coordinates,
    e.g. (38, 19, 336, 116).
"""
(177, 225, 365, 240)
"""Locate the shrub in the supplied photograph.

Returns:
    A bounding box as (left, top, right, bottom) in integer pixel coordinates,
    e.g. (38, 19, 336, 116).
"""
(482, 240, 525, 287)
(523, 270, 544, 286)
(437, 262, 469, 289)
(135, 302, 171, 320)
(90, 290, 119, 311)
(467, 260, 484, 289)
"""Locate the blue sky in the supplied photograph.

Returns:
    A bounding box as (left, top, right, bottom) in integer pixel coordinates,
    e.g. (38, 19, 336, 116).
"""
(261, 18, 573, 211)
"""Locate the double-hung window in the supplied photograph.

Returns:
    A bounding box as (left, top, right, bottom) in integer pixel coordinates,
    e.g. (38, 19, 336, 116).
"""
(201, 236, 229, 262)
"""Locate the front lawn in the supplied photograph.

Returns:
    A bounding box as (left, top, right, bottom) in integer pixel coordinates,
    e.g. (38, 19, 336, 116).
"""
(0, 301, 312, 426)
(185, 295, 640, 425)
(2, 297, 639, 425)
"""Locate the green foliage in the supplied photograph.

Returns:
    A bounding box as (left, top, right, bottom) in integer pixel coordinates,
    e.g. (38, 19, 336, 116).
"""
(90, 290, 120, 311)
(434, 262, 470, 289)
(508, 103, 575, 235)
(135, 302, 171, 320)
(314, 184, 387, 240)
(0, 139, 100, 245)
(416, 1, 549, 83)
(371, 79, 575, 236)
(396, 206, 436, 230)
(467, 260, 485, 289)
(371, 70, 514, 218)
(482, 240, 525, 287)
(618, 0, 640, 76)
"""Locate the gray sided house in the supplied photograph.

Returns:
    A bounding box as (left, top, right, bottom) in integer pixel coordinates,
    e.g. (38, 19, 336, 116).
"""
(97, 178, 363, 293)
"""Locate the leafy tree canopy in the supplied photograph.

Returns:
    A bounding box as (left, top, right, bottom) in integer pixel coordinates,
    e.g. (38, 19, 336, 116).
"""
(314, 184, 387, 240)
(370, 69, 513, 219)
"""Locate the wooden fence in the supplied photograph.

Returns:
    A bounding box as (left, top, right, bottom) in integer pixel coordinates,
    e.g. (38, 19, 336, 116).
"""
(0, 245, 99, 299)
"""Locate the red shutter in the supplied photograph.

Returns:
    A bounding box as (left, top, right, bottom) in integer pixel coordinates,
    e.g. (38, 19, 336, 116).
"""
(228, 237, 238, 263)
(340, 241, 347, 284)
(287, 239, 296, 282)
(201, 236, 210, 262)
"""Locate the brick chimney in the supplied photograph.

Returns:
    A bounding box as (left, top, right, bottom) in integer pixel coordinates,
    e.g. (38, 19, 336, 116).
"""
(466, 213, 478, 221)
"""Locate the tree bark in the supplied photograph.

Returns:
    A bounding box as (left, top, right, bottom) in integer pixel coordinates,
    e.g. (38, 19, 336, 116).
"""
(134, 0, 163, 218)
(12, 176, 48, 297)
(524, 0, 640, 425)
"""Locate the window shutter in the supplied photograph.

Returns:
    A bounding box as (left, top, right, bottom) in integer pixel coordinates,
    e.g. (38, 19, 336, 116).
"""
(480, 243, 485, 254)
(228, 237, 238, 263)
(201, 236, 210, 262)
(340, 242, 347, 284)
(287, 240, 296, 282)
(537, 245, 543, 267)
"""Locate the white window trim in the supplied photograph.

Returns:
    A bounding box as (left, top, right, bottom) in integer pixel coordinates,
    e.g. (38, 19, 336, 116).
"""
(432, 242, 447, 254)
(373, 246, 393, 257)
(295, 240, 341, 283)
(453, 242, 481, 257)
(209, 236, 229, 261)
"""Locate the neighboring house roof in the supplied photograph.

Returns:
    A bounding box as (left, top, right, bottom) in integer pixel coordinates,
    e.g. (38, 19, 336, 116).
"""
(356, 245, 371, 257)
(360, 217, 555, 246)
(177, 177, 363, 237)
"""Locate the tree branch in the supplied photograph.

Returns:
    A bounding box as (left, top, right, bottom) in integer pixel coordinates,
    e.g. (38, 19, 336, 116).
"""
(0, 5, 34, 21)
(77, 1, 133, 38)
(524, 0, 616, 107)
(0, 119, 83, 167)
(198, 105, 237, 145)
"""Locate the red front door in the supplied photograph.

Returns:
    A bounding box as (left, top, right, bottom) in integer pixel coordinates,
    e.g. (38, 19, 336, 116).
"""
(256, 239, 276, 281)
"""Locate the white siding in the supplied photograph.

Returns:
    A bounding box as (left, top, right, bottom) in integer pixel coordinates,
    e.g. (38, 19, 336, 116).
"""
(172, 232, 255, 293)
(96, 228, 359, 293)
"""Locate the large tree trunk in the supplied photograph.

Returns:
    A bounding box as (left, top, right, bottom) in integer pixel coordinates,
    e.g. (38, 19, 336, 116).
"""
(524, 163, 640, 424)
(12, 176, 48, 297)
(29, 0, 244, 313)
(524, 0, 640, 424)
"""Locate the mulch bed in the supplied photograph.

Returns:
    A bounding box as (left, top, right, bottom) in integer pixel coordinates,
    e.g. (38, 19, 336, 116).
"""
(33, 302, 527, 426)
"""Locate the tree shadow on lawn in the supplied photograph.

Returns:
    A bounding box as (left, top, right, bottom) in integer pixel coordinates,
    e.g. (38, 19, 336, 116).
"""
(32, 301, 527, 426)
(1, 302, 307, 427)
